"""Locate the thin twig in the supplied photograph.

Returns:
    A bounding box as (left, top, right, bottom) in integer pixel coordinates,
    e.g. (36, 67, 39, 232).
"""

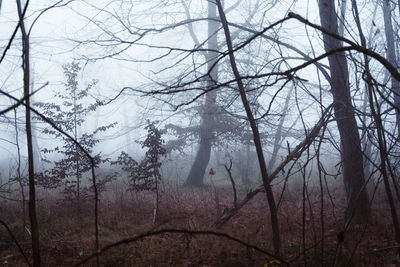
(224, 160, 237, 207)
(0, 219, 31, 266)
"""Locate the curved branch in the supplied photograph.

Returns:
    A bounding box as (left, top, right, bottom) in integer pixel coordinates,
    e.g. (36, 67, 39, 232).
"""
(28, 0, 75, 36)
(287, 12, 400, 82)
(72, 228, 289, 266)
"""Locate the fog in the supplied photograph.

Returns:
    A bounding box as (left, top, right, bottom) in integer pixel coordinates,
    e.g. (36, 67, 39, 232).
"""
(0, 0, 399, 266)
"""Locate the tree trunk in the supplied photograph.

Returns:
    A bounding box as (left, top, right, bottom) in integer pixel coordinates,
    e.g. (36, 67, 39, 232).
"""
(318, 0, 370, 224)
(241, 139, 251, 184)
(185, 131, 212, 186)
(14, 108, 27, 235)
(185, 0, 218, 186)
(216, 0, 281, 254)
(338, 0, 347, 37)
(382, 0, 400, 135)
(360, 1, 379, 182)
(16, 0, 41, 265)
(29, 72, 43, 172)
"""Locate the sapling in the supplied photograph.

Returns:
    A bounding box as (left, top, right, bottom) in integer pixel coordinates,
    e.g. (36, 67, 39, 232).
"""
(34, 62, 116, 218)
(112, 121, 166, 223)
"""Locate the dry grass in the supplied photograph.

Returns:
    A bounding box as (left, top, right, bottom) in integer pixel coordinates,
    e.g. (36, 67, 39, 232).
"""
(0, 179, 398, 266)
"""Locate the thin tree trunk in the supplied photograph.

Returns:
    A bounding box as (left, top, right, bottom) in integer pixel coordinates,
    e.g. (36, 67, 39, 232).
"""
(351, 0, 400, 257)
(353, 0, 379, 186)
(267, 86, 294, 173)
(73, 86, 82, 223)
(29, 74, 42, 172)
(382, 0, 400, 135)
(243, 137, 251, 184)
(215, 0, 280, 254)
(14, 108, 27, 234)
(318, 0, 370, 224)
(16, 0, 41, 265)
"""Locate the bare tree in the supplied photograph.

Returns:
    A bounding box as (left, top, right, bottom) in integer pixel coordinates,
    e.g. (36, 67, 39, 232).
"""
(318, 0, 370, 224)
(215, 0, 281, 254)
(16, 0, 41, 265)
(184, 0, 219, 187)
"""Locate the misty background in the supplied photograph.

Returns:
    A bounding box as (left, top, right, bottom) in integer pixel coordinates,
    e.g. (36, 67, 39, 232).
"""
(1, 0, 400, 266)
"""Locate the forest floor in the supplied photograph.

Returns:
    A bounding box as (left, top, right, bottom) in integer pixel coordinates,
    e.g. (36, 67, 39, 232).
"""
(0, 178, 398, 266)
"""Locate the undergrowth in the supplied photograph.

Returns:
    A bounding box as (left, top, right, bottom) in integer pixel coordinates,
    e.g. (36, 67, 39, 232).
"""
(0, 179, 397, 266)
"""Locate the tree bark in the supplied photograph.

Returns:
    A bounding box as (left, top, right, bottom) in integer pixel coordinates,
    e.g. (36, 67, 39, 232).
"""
(338, 0, 347, 37)
(318, 0, 370, 224)
(185, 0, 218, 186)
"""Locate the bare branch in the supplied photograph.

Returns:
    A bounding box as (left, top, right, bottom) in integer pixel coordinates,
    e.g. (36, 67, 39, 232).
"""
(287, 12, 400, 82)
